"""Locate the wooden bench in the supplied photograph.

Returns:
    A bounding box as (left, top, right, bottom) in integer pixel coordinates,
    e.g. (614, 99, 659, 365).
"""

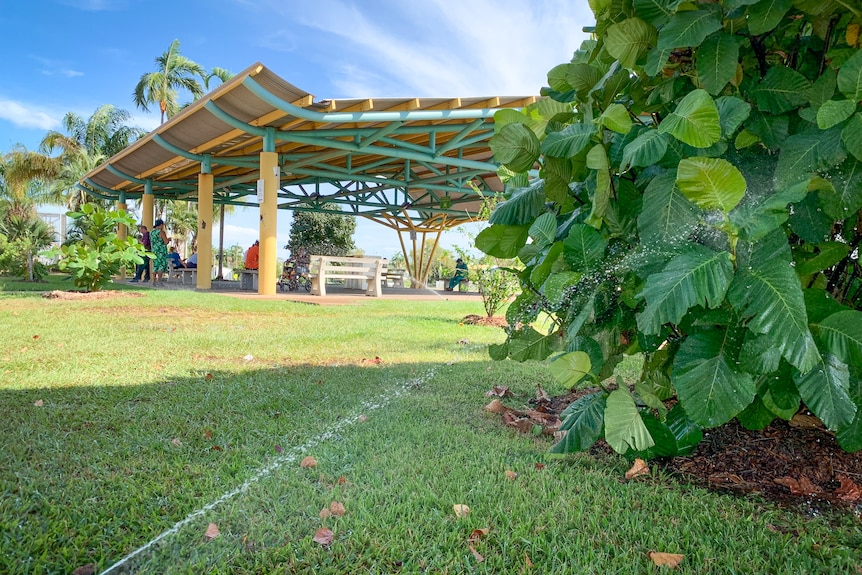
(169, 262, 197, 285)
(309, 256, 386, 297)
(238, 269, 259, 291)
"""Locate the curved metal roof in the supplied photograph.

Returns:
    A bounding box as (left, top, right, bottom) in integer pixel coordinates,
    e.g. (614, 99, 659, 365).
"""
(79, 62, 538, 230)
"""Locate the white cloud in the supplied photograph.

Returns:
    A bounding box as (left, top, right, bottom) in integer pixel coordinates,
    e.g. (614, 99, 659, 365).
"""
(0, 100, 60, 130)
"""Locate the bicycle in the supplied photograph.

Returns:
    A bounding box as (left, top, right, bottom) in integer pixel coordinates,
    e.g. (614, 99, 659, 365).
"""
(278, 261, 311, 292)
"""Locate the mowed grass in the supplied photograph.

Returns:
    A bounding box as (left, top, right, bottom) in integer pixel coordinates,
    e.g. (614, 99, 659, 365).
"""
(0, 277, 860, 574)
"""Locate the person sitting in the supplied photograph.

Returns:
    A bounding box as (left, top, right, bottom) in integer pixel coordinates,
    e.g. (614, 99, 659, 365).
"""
(168, 246, 185, 269)
(186, 251, 198, 269)
(445, 258, 468, 291)
(244, 240, 259, 270)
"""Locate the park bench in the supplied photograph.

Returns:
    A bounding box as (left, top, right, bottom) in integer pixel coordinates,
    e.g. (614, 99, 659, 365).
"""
(384, 268, 407, 288)
(169, 262, 197, 285)
(309, 255, 386, 297)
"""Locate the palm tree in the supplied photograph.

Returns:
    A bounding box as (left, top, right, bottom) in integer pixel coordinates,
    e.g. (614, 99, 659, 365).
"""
(204, 67, 234, 91)
(0, 212, 55, 281)
(0, 145, 60, 217)
(133, 39, 205, 124)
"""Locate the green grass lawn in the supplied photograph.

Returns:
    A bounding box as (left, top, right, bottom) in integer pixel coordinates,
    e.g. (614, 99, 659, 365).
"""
(1, 277, 860, 574)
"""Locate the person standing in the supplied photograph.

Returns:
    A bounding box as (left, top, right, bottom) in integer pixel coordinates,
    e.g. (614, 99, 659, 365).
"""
(130, 224, 151, 283)
(244, 240, 259, 270)
(150, 219, 170, 286)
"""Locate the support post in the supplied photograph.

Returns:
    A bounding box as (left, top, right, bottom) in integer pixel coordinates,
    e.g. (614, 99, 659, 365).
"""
(197, 170, 213, 290)
(259, 132, 278, 295)
(117, 193, 127, 278)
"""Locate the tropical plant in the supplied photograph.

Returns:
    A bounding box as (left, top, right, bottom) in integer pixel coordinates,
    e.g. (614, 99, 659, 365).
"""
(45, 204, 147, 292)
(286, 210, 356, 257)
(0, 145, 60, 217)
(133, 39, 205, 124)
(0, 212, 55, 281)
(481, 0, 862, 457)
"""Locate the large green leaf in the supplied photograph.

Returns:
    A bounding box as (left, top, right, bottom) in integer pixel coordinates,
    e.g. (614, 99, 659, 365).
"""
(836, 383, 862, 453)
(788, 190, 834, 243)
(508, 327, 555, 362)
(821, 157, 862, 219)
(544, 270, 580, 306)
(728, 258, 820, 373)
(816, 99, 857, 130)
(745, 110, 789, 150)
(715, 96, 751, 138)
(620, 129, 669, 171)
(489, 123, 540, 172)
(638, 170, 700, 247)
(837, 48, 862, 101)
(793, 353, 856, 430)
(793, 241, 851, 277)
(605, 17, 657, 69)
(747, 0, 792, 35)
(697, 34, 743, 95)
(665, 403, 703, 455)
(549, 351, 592, 387)
(528, 213, 558, 248)
(586, 144, 611, 226)
(729, 179, 808, 242)
(565, 63, 603, 99)
(806, 68, 837, 108)
(775, 126, 846, 187)
(542, 157, 574, 208)
(739, 333, 782, 374)
(644, 45, 674, 76)
(841, 113, 862, 162)
(737, 396, 777, 430)
(489, 180, 546, 225)
(549, 392, 607, 454)
(762, 369, 801, 420)
(475, 224, 530, 259)
(657, 9, 722, 50)
(676, 157, 747, 213)
(637, 246, 734, 334)
(562, 224, 607, 273)
(658, 89, 721, 148)
(633, 0, 682, 26)
(818, 310, 862, 367)
(604, 388, 655, 454)
(541, 123, 597, 158)
(598, 103, 632, 134)
(672, 329, 756, 428)
(752, 66, 810, 114)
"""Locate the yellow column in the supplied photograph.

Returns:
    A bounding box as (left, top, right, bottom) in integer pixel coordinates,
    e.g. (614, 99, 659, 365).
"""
(259, 151, 278, 295)
(197, 173, 213, 290)
(117, 201, 128, 278)
(142, 192, 154, 230)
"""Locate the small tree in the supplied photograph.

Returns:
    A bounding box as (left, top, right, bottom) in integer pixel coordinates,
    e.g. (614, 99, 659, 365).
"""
(45, 204, 147, 292)
(480, 0, 862, 457)
(286, 210, 356, 256)
(0, 212, 55, 281)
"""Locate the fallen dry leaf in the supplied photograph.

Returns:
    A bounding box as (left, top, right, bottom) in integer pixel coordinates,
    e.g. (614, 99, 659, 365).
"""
(506, 417, 534, 434)
(484, 385, 512, 397)
(300, 456, 318, 468)
(202, 429, 213, 440)
(484, 399, 510, 414)
(625, 458, 650, 480)
(329, 501, 346, 516)
(319, 508, 332, 519)
(505, 470, 518, 481)
(789, 413, 823, 429)
(358, 414, 369, 422)
(835, 475, 862, 502)
(211, 445, 223, 451)
(453, 504, 471, 518)
(205, 523, 219, 539)
(469, 545, 484, 562)
(774, 476, 821, 496)
(535, 383, 551, 402)
(205, 373, 213, 381)
(32, 335, 39, 340)
(313, 527, 334, 545)
(71, 564, 95, 575)
(535, 462, 546, 470)
(33, 399, 44, 407)
(468, 528, 489, 543)
(525, 553, 533, 568)
(171, 438, 182, 447)
(648, 551, 684, 568)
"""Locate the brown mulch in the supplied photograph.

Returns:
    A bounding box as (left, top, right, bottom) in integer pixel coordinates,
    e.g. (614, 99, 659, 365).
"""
(42, 290, 145, 300)
(487, 386, 862, 513)
(462, 314, 508, 327)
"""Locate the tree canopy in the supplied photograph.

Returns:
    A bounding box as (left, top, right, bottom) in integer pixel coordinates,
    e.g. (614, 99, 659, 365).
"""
(286, 211, 356, 257)
(480, 0, 862, 457)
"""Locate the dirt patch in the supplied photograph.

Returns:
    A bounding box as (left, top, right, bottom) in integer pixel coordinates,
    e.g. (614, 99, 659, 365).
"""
(42, 290, 146, 301)
(488, 387, 862, 514)
(462, 314, 508, 328)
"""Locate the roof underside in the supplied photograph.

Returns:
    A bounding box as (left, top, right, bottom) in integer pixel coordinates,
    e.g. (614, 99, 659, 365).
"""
(79, 63, 538, 230)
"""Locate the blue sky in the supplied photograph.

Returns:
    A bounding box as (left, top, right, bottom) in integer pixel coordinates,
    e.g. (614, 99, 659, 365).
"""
(0, 0, 591, 260)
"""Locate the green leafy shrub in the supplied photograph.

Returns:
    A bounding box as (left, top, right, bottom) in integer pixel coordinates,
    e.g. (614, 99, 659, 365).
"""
(481, 1, 862, 457)
(44, 204, 147, 292)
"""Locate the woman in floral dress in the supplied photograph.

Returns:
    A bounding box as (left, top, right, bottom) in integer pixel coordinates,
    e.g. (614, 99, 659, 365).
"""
(149, 219, 170, 286)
